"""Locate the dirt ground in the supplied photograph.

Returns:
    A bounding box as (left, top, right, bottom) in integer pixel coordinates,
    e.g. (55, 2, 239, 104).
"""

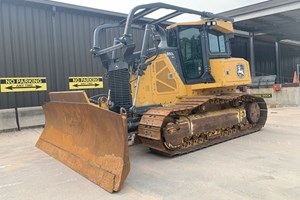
(1, 107, 300, 200)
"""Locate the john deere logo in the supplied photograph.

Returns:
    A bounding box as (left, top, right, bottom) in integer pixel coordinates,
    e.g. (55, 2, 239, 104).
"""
(237, 64, 245, 78)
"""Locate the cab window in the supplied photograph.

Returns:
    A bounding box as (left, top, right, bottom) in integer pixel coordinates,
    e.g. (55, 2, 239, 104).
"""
(208, 31, 226, 53)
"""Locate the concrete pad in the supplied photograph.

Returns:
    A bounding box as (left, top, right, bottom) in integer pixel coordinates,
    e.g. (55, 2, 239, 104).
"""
(18, 107, 44, 128)
(0, 109, 17, 131)
(0, 107, 44, 132)
(248, 87, 300, 106)
(1, 107, 300, 200)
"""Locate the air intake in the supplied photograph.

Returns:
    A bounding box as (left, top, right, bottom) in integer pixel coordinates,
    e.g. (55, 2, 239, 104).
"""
(108, 69, 132, 113)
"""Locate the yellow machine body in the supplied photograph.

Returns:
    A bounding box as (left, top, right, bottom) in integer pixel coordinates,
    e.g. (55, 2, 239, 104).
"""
(167, 19, 234, 34)
(131, 19, 250, 107)
(131, 55, 251, 106)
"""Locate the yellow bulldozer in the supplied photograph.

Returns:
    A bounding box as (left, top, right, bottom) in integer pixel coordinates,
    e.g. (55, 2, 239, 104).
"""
(36, 3, 267, 193)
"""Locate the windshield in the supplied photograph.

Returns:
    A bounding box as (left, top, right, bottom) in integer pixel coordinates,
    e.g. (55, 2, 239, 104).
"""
(178, 26, 203, 80)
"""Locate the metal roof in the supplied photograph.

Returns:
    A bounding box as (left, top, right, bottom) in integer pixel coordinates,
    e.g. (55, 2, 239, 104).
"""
(21, 0, 300, 43)
(220, 0, 300, 42)
(25, 0, 128, 18)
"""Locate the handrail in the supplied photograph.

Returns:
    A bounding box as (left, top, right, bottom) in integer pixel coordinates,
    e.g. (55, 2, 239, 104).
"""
(91, 3, 234, 57)
(123, 3, 233, 36)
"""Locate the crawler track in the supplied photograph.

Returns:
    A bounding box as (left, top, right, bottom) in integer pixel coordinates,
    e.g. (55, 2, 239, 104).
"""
(138, 93, 267, 156)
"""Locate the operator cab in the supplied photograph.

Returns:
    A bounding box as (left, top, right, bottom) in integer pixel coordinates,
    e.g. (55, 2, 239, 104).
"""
(166, 20, 233, 84)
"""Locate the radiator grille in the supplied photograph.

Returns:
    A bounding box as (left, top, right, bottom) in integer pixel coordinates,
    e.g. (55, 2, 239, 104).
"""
(108, 69, 132, 112)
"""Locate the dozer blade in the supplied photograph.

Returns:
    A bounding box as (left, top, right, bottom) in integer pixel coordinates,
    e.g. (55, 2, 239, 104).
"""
(36, 91, 130, 192)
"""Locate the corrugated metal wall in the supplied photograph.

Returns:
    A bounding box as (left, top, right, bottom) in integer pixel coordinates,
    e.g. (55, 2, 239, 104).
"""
(231, 36, 300, 83)
(0, 0, 144, 109)
(280, 44, 300, 83)
(0, 0, 53, 109)
(1, 0, 300, 109)
(254, 40, 277, 76)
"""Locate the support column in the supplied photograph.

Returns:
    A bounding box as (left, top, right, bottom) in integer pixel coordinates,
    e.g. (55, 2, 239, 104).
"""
(249, 32, 256, 77)
(275, 41, 280, 83)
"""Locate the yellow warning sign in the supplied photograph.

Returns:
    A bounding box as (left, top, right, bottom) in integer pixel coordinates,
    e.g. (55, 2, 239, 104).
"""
(69, 76, 103, 90)
(0, 77, 47, 93)
(253, 93, 272, 98)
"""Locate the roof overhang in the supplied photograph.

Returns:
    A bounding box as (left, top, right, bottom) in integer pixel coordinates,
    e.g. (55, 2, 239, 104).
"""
(220, 0, 300, 43)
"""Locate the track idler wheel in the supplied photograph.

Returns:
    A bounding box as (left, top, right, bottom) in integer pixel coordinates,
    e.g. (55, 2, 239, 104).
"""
(246, 102, 261, 123)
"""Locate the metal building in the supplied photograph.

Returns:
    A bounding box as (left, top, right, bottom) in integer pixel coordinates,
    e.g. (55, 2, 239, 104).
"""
(0, 0, 300, 110)
(0, 0, 145, 109)
(221, 0, 300, 83)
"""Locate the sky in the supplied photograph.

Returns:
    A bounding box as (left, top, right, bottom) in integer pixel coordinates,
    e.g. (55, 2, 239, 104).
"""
(50, 0, 268, 21)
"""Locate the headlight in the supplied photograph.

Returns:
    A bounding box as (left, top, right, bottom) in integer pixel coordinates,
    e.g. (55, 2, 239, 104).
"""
(206, 21, 216, 26)
(206, 21, 211, 26)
